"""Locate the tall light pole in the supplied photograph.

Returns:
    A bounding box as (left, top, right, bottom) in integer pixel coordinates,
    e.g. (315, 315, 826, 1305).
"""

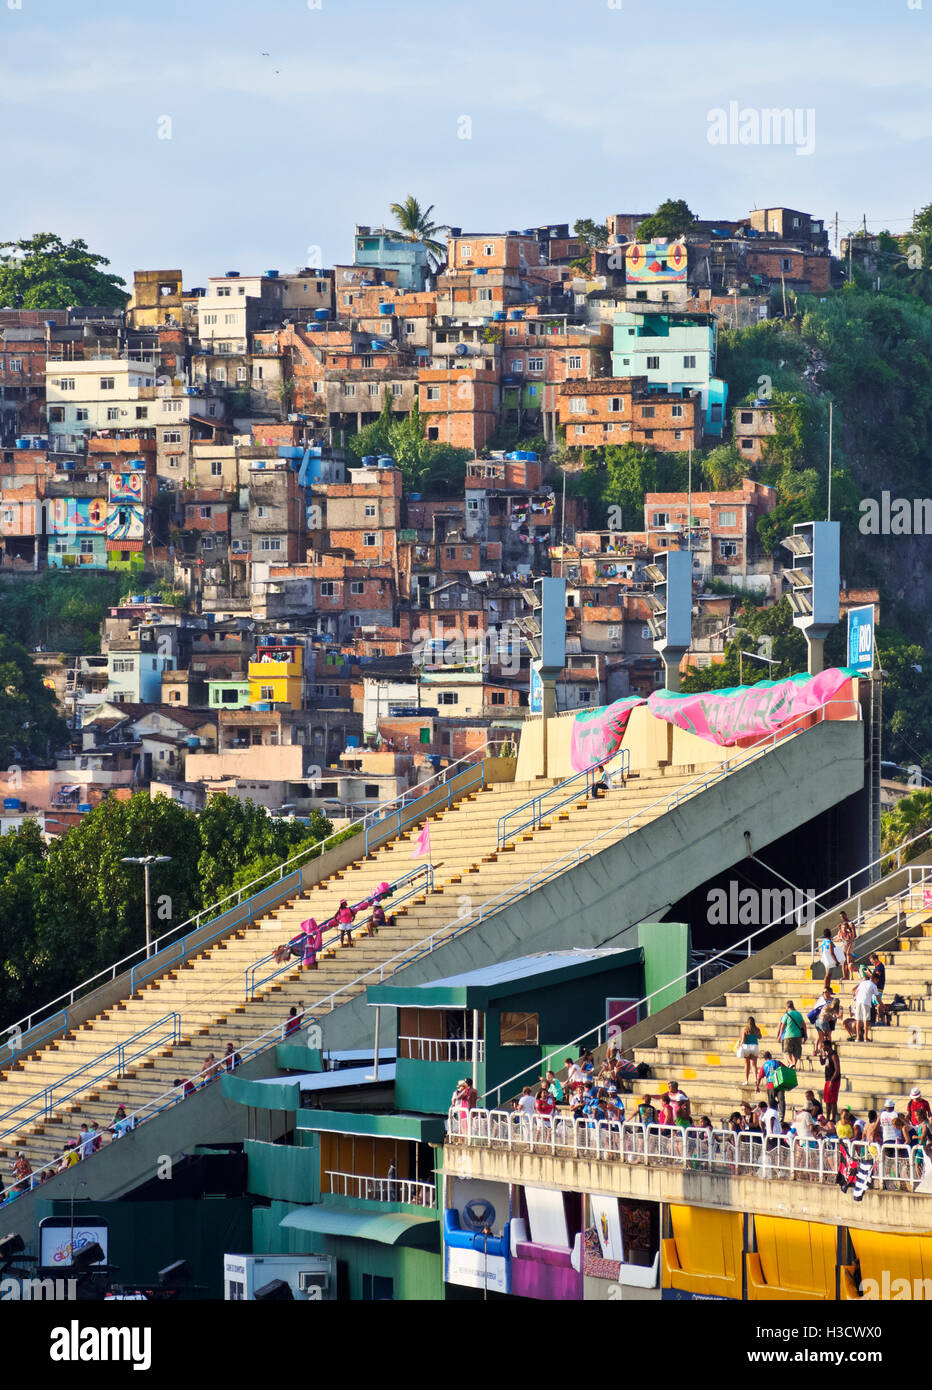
(121, 855, 172, 958)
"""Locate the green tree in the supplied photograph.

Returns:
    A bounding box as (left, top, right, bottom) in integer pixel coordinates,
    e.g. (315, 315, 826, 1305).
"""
(0, 233, 127, 309)
(681, 596, 806, 691)
(345, 390, 394, 464)
(388, 197, 447, 268)
(0, 635, 68, 764)
(635, 199, 696, 241)
(881, 790, 932, 862)
(0, 820, 48, 1023)
(196, 794, 332, 910)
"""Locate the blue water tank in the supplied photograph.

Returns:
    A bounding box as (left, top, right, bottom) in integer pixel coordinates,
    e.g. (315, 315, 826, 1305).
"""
(379, 303, 394, 315)
(265, 269, 279, 278)
(225, 270, 240, 277)
(305, 324, 321, 332)
(77, 803, 92, 814)
(377, 456, 394, 469)
(493, 311, 506, 322)
(409, 492, 421, 501)
(14, 438, 25, 449)
(505, 452, 520, 461)
(454, 343, 468, 356)
(361, 455, 377, 468)
(3, 798, 21, 810)
(346, 735, 360, 748)
(314, 308, 329, 321)
(474, 268, 487, 276)
(252, 702, 271, 712)
(277, 446, 303, 459)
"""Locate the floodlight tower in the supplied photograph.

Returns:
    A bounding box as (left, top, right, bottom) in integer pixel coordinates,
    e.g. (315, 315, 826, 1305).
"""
(518, 577, 566, 776)
(645, 549, 692, 692)
(781, 521, 840, 675)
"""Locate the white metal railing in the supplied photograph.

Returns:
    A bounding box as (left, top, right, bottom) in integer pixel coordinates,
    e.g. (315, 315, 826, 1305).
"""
(485, 807, 932, 1106)
(399, 1036, 484, 1063)
(2, 736, 510, 1045)
(445, 1110, 931, 1195)
(325, 1170, 436, 1206)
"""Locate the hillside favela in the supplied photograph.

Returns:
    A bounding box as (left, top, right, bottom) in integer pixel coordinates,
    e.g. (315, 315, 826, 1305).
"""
(2, 30, 932, 1342)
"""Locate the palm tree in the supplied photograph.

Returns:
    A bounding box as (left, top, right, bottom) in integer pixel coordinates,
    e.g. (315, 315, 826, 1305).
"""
(388, 196, 447, 270)
(881, 789, 932, 865)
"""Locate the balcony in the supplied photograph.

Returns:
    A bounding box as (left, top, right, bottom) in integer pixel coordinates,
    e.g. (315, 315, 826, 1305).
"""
(324, 1171, 436, 1207)
(398, 1036, 485, 1064)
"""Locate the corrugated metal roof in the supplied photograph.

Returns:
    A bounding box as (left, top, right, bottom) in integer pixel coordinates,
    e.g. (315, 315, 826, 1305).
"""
(408, 948, 631, 992)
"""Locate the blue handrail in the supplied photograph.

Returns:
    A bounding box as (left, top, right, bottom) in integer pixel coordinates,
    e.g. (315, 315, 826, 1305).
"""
(244, 863, 435, 1000)
(128, 871, 304, 997)
(364, 762, 485, 856)
(0, 1012, 181, 1147)
(496, 752, 630, 849)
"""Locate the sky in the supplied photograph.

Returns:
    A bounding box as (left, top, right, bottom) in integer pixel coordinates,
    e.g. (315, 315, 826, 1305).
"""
(1, 0, 931, 287)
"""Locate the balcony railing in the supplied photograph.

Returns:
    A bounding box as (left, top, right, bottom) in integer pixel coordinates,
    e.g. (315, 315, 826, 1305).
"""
(325, 1171, 436, 1206)
(398, 1036, 484, 1063)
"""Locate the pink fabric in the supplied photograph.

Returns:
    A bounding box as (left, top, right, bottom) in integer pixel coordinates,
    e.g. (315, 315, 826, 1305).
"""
(646, 668, 855, 746)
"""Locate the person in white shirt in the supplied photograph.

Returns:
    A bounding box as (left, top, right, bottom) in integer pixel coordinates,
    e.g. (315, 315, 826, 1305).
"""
(879, 1098, 901, 1146)
(515, 1087, 536, 1117)
(793, 1106, 816, 1142)
(565, 1057, 585, 1095)
(759, 1101, 783, 1138)
(853, 976, 880, 1042)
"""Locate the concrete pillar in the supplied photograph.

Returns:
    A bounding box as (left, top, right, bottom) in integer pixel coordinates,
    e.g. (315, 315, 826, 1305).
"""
(540, 679, 557, 777)
(663, 656, 682, 693)
(806, 634, 825, 676)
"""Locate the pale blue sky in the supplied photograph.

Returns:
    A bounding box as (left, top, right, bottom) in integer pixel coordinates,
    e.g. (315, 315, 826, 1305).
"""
(2, 0, 930, 287)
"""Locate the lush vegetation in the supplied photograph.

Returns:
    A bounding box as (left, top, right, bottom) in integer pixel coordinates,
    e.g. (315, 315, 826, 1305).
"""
(0, 233, 127, 308)
(0, 792, 345, 1026)
(0, 634, 69, 764)
(344, 393, 472, 495)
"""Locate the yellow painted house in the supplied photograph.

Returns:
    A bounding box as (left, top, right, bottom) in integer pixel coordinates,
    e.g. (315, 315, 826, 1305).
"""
(248, 637, 304, 709)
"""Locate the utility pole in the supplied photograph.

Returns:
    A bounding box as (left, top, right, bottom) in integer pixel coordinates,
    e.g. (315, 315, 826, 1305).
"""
(781, 269, 788, 318)
(827, 402, 833, 522)
(834, 212, 839, 256)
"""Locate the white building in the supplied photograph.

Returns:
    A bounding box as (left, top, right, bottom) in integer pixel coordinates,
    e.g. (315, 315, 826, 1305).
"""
(45, 358, 158, 439)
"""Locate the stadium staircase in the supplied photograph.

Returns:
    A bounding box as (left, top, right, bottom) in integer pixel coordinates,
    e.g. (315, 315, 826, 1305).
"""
(0, 761, 714, 1175)
(632, 886, 932, 1119)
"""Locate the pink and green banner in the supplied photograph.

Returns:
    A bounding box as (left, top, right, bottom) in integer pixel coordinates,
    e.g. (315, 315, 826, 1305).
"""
(570, 696, 644, 771)
(646, 667, 857, 746)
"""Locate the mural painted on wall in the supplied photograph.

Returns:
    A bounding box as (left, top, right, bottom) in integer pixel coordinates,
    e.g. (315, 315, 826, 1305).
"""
(625, 240, 688, 283)
(108, 471, 145, 503)
(106, 501, 144, 542)
(47, 498, 107, 534)
(646, 668, 857, 746)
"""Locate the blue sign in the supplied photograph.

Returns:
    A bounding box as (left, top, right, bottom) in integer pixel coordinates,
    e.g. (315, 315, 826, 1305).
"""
(530, 663, 542, 714)
(847, 604, 875, 673)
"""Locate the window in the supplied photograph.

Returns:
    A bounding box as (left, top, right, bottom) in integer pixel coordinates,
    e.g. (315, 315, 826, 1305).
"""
(368, 384, 379, 397)
(527, 356, 544, 372)
(445, 547, 456, 559)
(425, 386, 440, 401)
(163, 399, 181, 413)
(343, 383, 356, 397)
(361, 1275, 394, 1301)
(719, 540, 738, 558)
(203, 313, 218, 325)
(653, 512, 670, 526)
(8, 357, 22, 373)
(75, 408, 89, 422)
(646, 355, 660, 371)
(49, 406, 65, 423)
(782, 258, 792, 271)
(568, 354, 582, 370)
(260, 686, 274, 700)
(574, 424, 585, 436)
(80, 538, 94, 555)
(740, 437, 754, 450)
(483, 243, 494, 256)
(200, 506, 210, 519)
(569, 397, 585, 414)
(361, 355, 374, 368)
(683, 355, 696, 369)
(224, 312, 236, 325)
(609, 396, 623, 413)
(718, 510, 737, 527)
(349, 614, 362, 628)
(210, 459, 223, 476)
(460, 243, 472, 260)
(135, 406, 148, 420)
(437, 691, 458, 705)
(500, 1011, 539, 1045)
(258, 537, 282, 551)
(214, 367, 226, 383)
(256, 506, 267, 518)
(350, 580, 364, 595)
(252, 363, 263, 379)
(710, 404, 723, 422)
(674, 430, 683, 441)
(490, 690, 505, 705)
(640, 405, 655, 419)
(671, 404, 683, 418)
(59, 377, 75, 391)
(236, 365, 248, 381)
(477, 288, 492, 301)
(509, 359, 523, 374)
(217, 286, 231, 297)
(201, 536, 214, 550)
(107, 406, 120, 421)
(740, 411, 754, 424)
(643, 429, 654, 439)
(100, 377, 115, 390)
(363, 533, 377, 547)
(391, 382, 403, 397)
(320, 581, 336, 597)
(364, 504, 376, 518)
(403, 321, 416, 337)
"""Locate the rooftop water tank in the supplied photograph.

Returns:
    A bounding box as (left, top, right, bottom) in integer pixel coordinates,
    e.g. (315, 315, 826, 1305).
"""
(492, 311, 506, 322)
(77, 804, 92, 814)
(314, 308, 329, 321)
(265, 269, 279, 278)
(377, 456, 394, 469)
(225, 270, 240, 277)
(378, 303, 394, 315)
(454, 343, 468, 356)
(361, 456, 377, 468)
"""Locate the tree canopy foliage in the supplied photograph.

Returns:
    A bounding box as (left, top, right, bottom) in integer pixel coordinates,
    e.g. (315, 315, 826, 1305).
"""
(0, 234, 127, 309)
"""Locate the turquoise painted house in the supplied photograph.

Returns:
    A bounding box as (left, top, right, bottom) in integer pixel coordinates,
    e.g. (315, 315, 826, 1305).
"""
(612, 309, 727, 436)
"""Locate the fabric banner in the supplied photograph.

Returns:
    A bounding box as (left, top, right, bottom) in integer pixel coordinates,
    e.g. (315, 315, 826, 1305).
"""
(646, 668, 857, 747)
(569, 696, 644, 772)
